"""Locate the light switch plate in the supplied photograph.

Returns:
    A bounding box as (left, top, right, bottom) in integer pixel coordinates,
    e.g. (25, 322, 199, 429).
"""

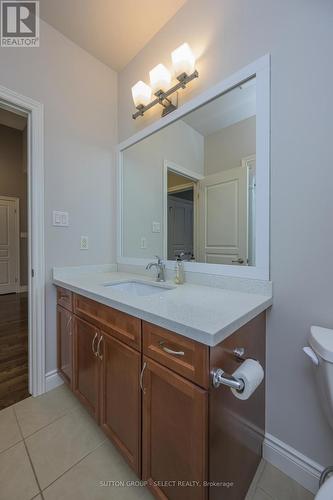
(53, 211, 69, 227)
(80, 236, 89, 250)
(152, 222, 161, 233)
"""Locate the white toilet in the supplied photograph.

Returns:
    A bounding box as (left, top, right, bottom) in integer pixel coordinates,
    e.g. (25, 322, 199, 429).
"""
(315, 476, 333, 500)
(304, 326, 333, 499)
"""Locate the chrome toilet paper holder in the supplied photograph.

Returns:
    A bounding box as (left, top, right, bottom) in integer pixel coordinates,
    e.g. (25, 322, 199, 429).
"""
(211, 368, 245, 391)
(211, 347, 246, 391)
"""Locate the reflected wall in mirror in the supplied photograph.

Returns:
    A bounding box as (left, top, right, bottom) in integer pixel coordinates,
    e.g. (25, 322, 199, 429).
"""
(122, 77, 256, 266)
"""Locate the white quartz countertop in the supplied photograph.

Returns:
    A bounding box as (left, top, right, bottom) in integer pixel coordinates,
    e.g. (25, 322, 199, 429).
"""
(53, 267, 272, 347)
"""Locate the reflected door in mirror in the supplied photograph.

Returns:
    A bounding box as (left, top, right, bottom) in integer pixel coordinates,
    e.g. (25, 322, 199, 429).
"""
(198, 167, 248, 265)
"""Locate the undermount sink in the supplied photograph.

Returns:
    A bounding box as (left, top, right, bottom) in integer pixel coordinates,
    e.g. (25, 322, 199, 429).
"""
(103, 280, 175, 296)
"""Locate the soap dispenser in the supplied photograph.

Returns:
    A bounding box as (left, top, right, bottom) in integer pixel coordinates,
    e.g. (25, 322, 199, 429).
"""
(174, 256, 185, 285)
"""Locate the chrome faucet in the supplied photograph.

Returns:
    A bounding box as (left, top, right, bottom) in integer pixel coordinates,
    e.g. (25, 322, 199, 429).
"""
(146, 256, 165, 282)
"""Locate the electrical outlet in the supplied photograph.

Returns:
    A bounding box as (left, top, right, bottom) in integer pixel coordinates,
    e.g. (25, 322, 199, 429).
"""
(152, 221, 161, 233)
(140, 237, 147, 249)
(80, 236, 89, 250)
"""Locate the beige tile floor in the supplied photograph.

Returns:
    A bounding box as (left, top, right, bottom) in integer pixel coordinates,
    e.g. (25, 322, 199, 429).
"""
(0, 385, 315, 500)
(245, 460, 314, 500)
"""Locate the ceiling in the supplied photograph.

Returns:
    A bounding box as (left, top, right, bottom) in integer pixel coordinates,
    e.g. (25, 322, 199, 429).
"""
(182, 78, 256, 137)
(0, 109, 27, 131)
(39, 0, 187, 71)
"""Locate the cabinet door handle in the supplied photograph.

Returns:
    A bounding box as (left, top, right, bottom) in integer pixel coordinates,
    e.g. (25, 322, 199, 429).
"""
(97, 335, 103, 361)
(92, 332, 98, 356)
(159, 340, 185, 357)
(140, 362, 147, 394)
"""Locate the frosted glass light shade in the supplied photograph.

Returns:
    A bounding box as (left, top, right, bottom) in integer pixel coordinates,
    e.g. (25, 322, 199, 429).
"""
(171, 43, 196, 76)
(149, 64, 171, 93)
(131, 81, 152, 107)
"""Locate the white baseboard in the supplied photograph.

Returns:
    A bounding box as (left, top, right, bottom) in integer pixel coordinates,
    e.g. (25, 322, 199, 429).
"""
(263, 433, 323, 494)
(45, 369, 64, 392)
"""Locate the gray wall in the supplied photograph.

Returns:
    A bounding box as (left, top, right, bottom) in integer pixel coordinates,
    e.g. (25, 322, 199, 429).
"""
(205, 116, 256, 175)
(0, 124, 28, 286)
(122, 120, 203, 258)
(0, 20, 118, 373)
(118, 0, 333, 468)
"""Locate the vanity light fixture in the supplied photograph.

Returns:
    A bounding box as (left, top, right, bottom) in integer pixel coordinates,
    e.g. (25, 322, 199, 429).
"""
(149, 64, 172, 93)
(131, 43, 199, 120)
(131, 81, 152, 107)
(171, 42, 196, 76)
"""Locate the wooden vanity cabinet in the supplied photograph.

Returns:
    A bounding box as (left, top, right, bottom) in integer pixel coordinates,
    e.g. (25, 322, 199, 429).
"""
(57, 287, 74, 388)
(57, 290, 142, 475)
(142, 356, 208, 500)
(74, 293, 141, 350)
(57, 287, 266, 500)
(100, 333, 141, 475)
(143, 321, 209, 389)
(209, 312, 266, 500)
(73, 315, 142, 474)
(56, 305, 73, 388)
(73, 316, 100, 421)
(56, 287, 73, 312)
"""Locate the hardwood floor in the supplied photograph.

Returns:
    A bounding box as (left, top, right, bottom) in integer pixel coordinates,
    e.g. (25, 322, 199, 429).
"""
(0, 292, 30, 410)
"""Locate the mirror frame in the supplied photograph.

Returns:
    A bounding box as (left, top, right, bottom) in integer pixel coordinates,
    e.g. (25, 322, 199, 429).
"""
(117, 54, 270, 280)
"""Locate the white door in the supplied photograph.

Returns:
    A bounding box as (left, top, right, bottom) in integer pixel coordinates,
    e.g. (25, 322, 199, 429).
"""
(167, 195, 193, 259)
(0, 197, 19, 294)
(198, 167, 248, 265)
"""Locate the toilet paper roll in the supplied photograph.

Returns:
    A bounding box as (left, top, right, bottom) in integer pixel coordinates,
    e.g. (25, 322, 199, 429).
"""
(231, 359, 264, 400)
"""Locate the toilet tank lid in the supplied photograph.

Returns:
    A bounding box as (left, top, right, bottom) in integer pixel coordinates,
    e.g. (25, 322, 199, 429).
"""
(310, 326, 333, 362)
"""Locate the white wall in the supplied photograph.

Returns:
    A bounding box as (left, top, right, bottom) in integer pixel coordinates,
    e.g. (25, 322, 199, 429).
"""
(0, 20, 118, 373)
(205, 116, 256, 175)
(122, 120, 203, 258)
(118, 0, 333, 470)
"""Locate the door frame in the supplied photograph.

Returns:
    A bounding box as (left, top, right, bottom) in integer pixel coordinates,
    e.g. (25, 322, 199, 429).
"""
(163, 160, 202, 260)
(242, 154, 256, 266)
(0, 84, 45, 396)
(0, 196, 20, 293)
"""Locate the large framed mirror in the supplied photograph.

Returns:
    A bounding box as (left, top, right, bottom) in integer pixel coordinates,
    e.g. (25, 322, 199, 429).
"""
(117, 55, 270, 280)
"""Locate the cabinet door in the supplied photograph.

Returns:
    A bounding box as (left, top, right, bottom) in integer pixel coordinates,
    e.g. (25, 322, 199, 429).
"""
(142, 357, 208, 500)
(57, 305, 73, 387)
(73, 316, 100, 421)
(100, 334, 141, 475)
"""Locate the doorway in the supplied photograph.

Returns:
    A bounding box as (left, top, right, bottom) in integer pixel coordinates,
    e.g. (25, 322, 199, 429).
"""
(167, 171, 195, 260)
(0, 196, 20, 294)
(0, 111, 30, 409)
(0, 83, 45, 401)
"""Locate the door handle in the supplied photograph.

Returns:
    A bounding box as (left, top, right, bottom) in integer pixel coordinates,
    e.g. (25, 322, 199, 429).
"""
(232, 258, 244, 264)
(91, 332, 98, 356)
(97, 335, 103, 361)
(159, 340, 185, 356)
(140, 362, 147, 394)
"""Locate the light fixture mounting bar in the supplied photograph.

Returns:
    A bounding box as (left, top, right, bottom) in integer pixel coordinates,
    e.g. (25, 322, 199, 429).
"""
(132, 70, 199, 120)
